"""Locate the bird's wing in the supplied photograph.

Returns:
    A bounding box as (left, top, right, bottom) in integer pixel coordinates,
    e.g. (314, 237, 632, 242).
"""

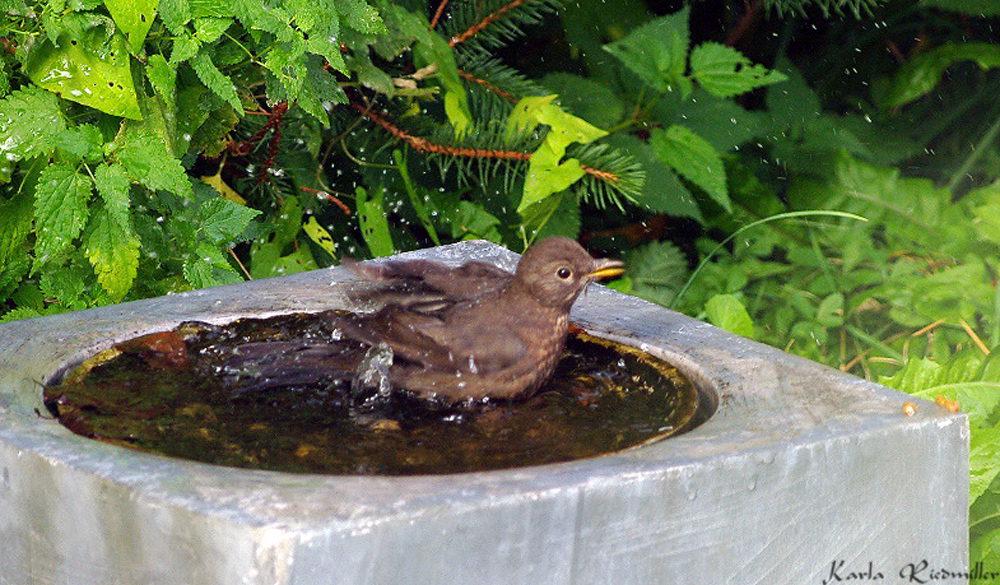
(346, 259, 512, 307)
(335, 304, 526, 374)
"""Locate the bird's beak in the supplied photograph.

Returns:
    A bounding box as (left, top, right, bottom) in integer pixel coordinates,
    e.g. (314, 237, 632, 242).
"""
(586, 258, 625, 280)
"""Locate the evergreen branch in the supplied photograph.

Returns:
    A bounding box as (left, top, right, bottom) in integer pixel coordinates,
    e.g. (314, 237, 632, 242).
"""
(351, 102, 530, 161)
(457, 68, 516, 102)
(351, 102, 627, 187)
(431, 0, 452, 28)
(449, 0, 532, 46)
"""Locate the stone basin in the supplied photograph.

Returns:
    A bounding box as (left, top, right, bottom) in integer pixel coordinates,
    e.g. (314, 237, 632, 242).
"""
(0, 240, 968, 584)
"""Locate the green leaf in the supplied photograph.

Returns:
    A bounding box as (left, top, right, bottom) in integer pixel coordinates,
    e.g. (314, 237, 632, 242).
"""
(189, 50, 243, 114)
(970, 527, 1000, 583)
(25, 22, 141, 119)
(705, 293, 754, 338)
(0, 189, 33, 268)
(0, 86, 66, 173)
(540, 73, 625, 129)
(508, 95, 608, 212)
(112, 128, 192, 197)
(605, 134, 700, 218)
(55, 124, 103, 162)
(146, 54, 176, 109)
(690, 42, 787, 98)
(104, 0, 157, 53)
(158, 0, 192, 34)
(250, 197, 318, 279)
(386, 5, 468, 135)
(970, 425, 1000, 503)
(193, 16, 232, 44)
(519, 194, 562, 244)
(887, 42, 1000, 107)
(602, 6, 691, 96)
(533, 190, 581, 241)
(39, 259, 90, 310)
(452, 201, 503, 242)
(169, 35, 200, 66)
(302, 215, 337, 260)
(84, 207, 139, 302)
(765, 59, 821, 130)
(197, 197, 261, 244)
(184, 242, 242, 288)
(338, 0, 385, 34)
(650, 125, 729, 211)
(297, 54, 346, 124)
(625, 240, 689, 307)
(816, 292, 845, 327)
(34, 163, 92, 263)
(93, 163, 132, 226)
(357, 186, 394, 257)
(658, 89, 766, 152)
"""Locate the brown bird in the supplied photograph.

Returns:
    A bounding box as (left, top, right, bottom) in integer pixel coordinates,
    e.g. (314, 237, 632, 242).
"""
(221, 237, 624, 403)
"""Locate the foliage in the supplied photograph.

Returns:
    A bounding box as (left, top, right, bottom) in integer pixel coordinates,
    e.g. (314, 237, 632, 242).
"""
(0, 0, 998, 571)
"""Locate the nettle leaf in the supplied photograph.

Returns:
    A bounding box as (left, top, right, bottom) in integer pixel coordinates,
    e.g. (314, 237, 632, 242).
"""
(338, 0, 385, 35)
(193, 16, 232, 44)
(602, 6, 691, 96)
(452, 201, 503, 242)
(25, 20, 141, 119)
(112, 128, 192, 197)
(0, 86, 66, 173)
(189, 50, 243, 113)
(508, 95, 608, 213)
(263, 39, 308, 99)
(650, 125, 729, 211)
(93, 163, 132, 225)
(169, 35, 200, 66)
(34, 163, 93, 263)
(605, 134, 700, 218)
(197, 197, 261, 245)
(0, 189, 33, 268)
(55, 124, 103, 163)
(625, 240, 688, 307)
(184, 242, 242, 288)
(690, 42, 787, 98)
(84, 207, 139, 302)
(146, 54, 176, 109)
(541, 72, 625, 129)
(104, 0, 157, 53)
(297, 55, 346, 124)
(158, 0, 192, 34)
(886, 42, 1000, 108)
(704, 294, 754, 338)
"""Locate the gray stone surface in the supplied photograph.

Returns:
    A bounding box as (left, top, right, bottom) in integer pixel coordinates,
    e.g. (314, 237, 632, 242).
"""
(0, 240, 967, 585)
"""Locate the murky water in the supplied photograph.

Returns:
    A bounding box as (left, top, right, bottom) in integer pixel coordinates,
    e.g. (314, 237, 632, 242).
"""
(45, 311, 702, 475)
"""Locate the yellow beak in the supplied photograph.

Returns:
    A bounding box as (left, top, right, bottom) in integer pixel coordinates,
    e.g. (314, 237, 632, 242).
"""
(587, 258, 625, 280)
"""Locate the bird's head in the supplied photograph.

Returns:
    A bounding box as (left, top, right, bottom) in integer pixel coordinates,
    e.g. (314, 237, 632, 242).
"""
(512, 237, 625, 310)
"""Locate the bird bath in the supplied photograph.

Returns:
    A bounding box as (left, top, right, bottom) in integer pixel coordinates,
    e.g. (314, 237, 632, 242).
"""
(0, 240, 968, 584)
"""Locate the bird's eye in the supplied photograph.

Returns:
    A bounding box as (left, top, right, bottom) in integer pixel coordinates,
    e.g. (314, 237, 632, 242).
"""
(556, 267, 572, 279)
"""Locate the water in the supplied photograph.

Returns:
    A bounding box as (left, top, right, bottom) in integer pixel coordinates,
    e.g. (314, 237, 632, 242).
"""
(44, 311, 701, 475)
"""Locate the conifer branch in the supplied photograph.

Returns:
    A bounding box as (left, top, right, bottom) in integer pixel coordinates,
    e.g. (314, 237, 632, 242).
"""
(352, 102, 530, 160)
(430, 0, 452, 28)
(448, 0, 533, 47)
(350, 102, 623, 185)
(457, 68, 517, 102)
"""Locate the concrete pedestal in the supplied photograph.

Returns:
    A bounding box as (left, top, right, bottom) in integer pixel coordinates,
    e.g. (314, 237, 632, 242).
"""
(0, 241, 967, 584)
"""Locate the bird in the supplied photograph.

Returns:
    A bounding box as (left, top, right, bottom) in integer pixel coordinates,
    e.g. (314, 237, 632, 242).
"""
(219, 237, 624, 403)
